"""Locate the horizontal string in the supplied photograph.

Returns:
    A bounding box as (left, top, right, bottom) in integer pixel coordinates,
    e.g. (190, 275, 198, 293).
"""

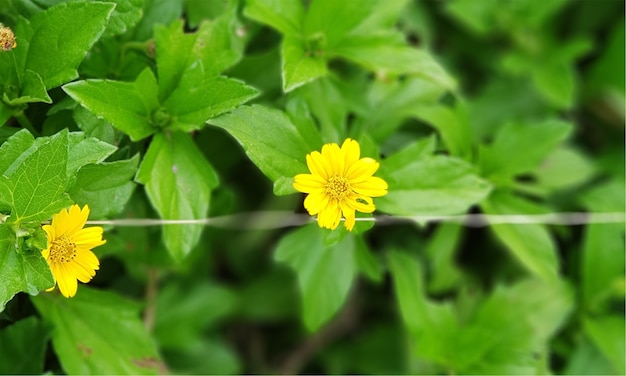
(85, 211, 626, 229)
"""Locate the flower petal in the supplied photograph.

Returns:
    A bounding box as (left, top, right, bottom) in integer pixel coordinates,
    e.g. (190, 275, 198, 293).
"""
(76, 249, 100, 270)
(346, 194, 376, 213)
(322, 143, 343, 176)
(318, 200, 341, 230)
(340, 202, 356, 231)
(69, 259, 96, 283)
(306, 152, 329, 180)
(55, 263, 78, 298)
(352, 176, 388, 197)
(347, 158, 379, 182)
(304, 192, 327, 215)
(293, 174, 326, 193)
(341, 138, 360, 174)
(72, 227, 106, 248)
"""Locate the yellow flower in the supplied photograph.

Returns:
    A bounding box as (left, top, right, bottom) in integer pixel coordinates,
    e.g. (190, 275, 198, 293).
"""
(42, 204, 105, 298)
(293, 138, 388, 231)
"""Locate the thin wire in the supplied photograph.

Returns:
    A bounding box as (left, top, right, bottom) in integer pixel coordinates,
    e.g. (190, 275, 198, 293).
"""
(86, 211, 626, 229)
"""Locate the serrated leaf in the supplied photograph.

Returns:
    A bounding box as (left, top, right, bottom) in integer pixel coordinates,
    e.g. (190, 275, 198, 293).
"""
(0, 317, 49, 374)
(31, 287, 164, 375)
(63, 68, 160, 141)
(0, 130, 72, 224)
(66, 132, 117, 177)
(480, 119, 573, 181)
(103, 0, 144, 37)
(0, 225, 54, 312)
(0, 129, 34, 175)
(6, 70, 51, 105)
(69, 155, 139, 218)
(331, 32, 456, 90)
(209, 105, 314, 194)
(377, 155, 491, 216)
(281, 35, 328, 92)
(274, 224, 357, 331)
(244, 0, 304, 35)
(154, 281, 237, 348)
(136, 132, 218, 261)
(409, 103, 472, 159)
(165, 66, 259, 132)
(22, 1, 115, 89)
(303, 0, 377, 48)
(481, 191, 559, 282)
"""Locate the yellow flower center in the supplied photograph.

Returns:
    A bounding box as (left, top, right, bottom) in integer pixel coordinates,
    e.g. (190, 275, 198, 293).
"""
(326, 175, 351, 200)
(49, 234, 77, 264)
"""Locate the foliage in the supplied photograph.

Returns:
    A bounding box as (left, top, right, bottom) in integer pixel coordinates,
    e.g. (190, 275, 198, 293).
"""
(0, 0, 623, 374)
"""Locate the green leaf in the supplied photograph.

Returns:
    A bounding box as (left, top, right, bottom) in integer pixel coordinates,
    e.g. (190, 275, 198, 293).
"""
(154, 281, 237, 348)
(480, 119, 572, 181)
(354, 236, 383, 283)
(0, 225, 54, 312)
(580, 180, 625, 312)
(455, 279, 573, 374)
(69, 155, 139, 219)
(533, 62, 575, 108)
(409, 103, 472, 159)
(22, 1, 115, 89)
(103, 0, 144, 37)
(209, 105, 314, 194)
(481, 191, 559, 282)
(155, 16, 245, 100)
(0, 130, 72, 224)
(377, 155, 492, 216)
(281, 35, 328, 92)
(331, 33, 456, 90)
(425, 223, 463, 293)
(163, 337, 241, 374)
(31, 287, 165, 374)
(0, 316, 49, 374)
(584, 316, 626, 375)
(66, 132, 117, 178)
(535, 146, 596, 190)
(303, 0, 377, 48)
(298, 77, 347, 142)
(274, 224, 357, 331)
(0, 129, 34, 176)
(6, 70, 51, 105)
(165, 67, 259, 132)
(244, 0, 304, 35)
(63, 68, 160, 141)
(136, 132, 218, 261)
(131, 0, 184, 41)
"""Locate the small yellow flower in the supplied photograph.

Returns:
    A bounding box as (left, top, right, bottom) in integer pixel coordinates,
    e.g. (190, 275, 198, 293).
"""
(42, 204, 105, 298)
(294, 138, 388, 231)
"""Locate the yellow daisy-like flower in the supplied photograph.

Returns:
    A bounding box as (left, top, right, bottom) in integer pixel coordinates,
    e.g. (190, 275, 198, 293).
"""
(293, 138, 388, 231)
(42, 204, 105, 298)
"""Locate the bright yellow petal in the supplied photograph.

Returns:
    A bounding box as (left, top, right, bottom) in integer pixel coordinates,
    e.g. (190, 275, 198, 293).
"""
(72, 227, 105, 248)
(306, 152, 329, 180)
(42, 224, 55, 242)
(70, 258, 97, 283)
(352, 176, 388, 197)
(340, 202, 356, 231)
(346, 195, 376, 213)
(304, 193, 325, 215)
(75, 250, 100, 270)
(346, 158, 379, 182)
(341, 139, 360, 174)
(50, 207, 70, 235)
(293, 174, 326, 193)
(55, 263, 78, 298)
(318, 200, 341, 229)
(321, 143, 343, 176)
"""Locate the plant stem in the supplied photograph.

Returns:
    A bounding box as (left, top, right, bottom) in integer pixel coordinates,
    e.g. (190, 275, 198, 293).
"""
(15, 112, 38, 136)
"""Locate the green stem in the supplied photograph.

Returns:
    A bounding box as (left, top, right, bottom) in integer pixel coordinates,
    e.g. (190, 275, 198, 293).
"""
(15, 112, 38, 136)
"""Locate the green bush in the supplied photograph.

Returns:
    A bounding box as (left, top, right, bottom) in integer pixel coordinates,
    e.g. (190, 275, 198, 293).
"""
(0, 0, 623, 374)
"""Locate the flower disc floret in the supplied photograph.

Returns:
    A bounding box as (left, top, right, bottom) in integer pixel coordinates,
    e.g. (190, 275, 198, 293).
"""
(293, 138, 388, 231)
(42, 204, 105, 298)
